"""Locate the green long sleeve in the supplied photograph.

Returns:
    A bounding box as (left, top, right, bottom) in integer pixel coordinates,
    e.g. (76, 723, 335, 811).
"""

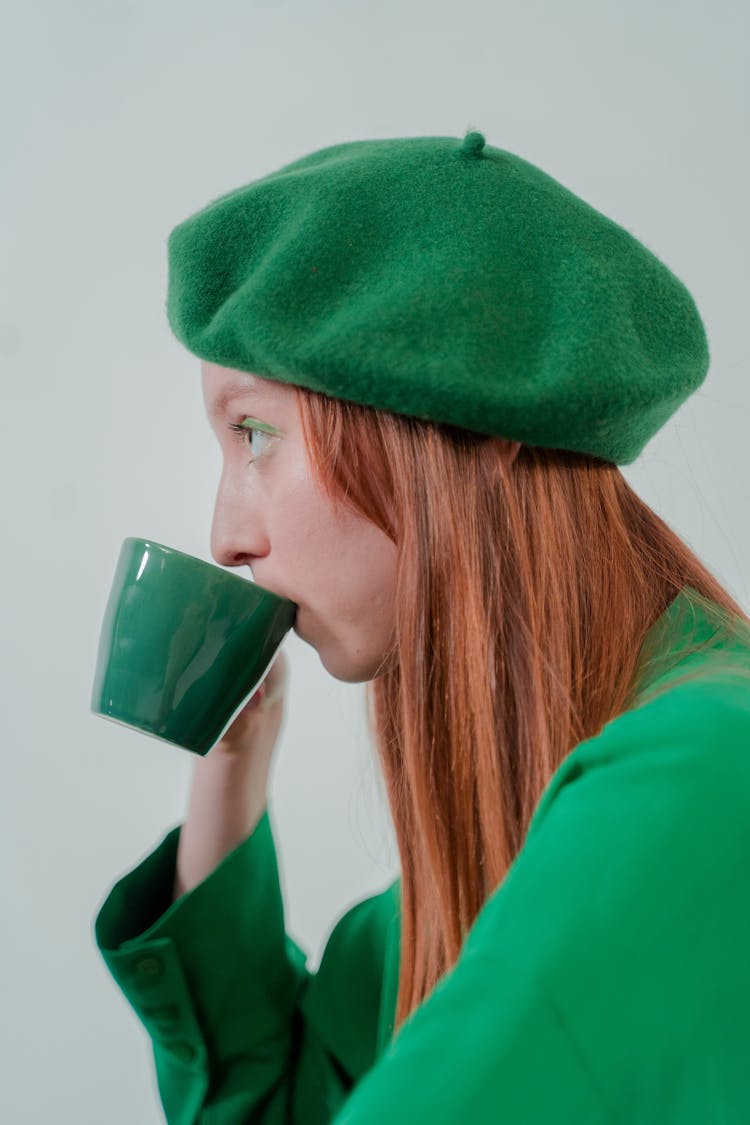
(93, 807, 400, 1124)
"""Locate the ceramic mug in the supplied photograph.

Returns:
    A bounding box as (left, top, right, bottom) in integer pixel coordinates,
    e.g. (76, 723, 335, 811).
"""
(90, 537, 298, 755)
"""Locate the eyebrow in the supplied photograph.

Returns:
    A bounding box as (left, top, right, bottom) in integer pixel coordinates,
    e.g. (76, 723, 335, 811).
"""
(208, 380, 261, 415)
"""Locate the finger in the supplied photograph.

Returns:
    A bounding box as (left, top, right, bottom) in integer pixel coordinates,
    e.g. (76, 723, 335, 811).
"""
(258, 683, 285, 710)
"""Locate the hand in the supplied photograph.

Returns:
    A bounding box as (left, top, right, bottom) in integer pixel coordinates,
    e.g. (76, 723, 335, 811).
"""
(211, 648, 289, 757)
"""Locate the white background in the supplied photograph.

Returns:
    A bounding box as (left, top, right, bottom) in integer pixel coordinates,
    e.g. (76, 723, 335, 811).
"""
(2, 1, 749, 1120)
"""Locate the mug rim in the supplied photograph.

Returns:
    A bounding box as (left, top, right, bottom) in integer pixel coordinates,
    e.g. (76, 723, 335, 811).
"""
(125, 536, 298, 610)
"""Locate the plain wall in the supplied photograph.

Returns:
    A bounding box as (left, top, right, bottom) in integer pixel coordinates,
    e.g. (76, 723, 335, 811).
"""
(2, 0, 748, 1120)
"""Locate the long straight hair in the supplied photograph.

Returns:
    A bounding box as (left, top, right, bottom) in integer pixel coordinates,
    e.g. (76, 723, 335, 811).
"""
(295, 386, 750, 1037)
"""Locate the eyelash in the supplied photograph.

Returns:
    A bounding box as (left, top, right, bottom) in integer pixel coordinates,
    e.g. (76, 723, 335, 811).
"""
(227, 422, 272, 464)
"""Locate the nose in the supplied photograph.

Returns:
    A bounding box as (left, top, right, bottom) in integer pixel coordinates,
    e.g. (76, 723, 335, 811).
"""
(209, 468, 270, 571)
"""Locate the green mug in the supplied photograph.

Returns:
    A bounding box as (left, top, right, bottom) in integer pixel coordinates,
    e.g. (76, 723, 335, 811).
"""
(90, 537, 298, 755)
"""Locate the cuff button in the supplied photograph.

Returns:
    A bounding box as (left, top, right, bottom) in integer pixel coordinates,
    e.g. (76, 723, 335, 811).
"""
(132, 955, 164, 985)
(168, 1041, 197, 1064)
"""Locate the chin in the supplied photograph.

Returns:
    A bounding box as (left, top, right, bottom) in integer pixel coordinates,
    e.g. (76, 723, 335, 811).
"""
(296, 612, 393, 682)
(320, 645, 391, 684)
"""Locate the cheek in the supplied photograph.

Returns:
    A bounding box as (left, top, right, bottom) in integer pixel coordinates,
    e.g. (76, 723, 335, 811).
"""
(367, 540, 398, 616)
(267, 482, 341, 583)
(270, 456, 396, 607)
(329, 525, 398, 615)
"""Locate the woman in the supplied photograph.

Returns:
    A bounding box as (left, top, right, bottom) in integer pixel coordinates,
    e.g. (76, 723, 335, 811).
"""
(94, 131, 750, 1122)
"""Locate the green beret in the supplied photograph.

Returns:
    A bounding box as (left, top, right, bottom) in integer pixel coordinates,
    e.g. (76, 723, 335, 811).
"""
(166, 130, 709, 465)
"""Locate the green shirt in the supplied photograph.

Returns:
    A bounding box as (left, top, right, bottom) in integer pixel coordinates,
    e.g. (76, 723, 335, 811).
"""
(93, 586, 750, 1123)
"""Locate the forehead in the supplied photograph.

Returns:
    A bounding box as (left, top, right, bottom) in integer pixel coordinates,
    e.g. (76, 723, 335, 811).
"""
(202, 361, 282, 411)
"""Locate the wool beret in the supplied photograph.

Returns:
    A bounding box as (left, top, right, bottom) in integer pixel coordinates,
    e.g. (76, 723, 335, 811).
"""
(166, 130, 709, 465)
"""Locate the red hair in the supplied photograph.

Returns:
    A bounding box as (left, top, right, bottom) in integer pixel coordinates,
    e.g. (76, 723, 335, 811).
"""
(295, 386, 750, 1037)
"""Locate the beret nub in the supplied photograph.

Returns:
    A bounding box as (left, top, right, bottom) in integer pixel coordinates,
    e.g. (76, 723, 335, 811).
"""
(166, 129, 710, 465)
(457, 131, 487, 158)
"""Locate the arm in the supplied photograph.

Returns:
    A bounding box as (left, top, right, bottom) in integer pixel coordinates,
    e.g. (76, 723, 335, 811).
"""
(94, 646, 401, 1124)
(94, 798, 398, 1125)
(170, 741, 272, 903)
(171, 652, 289, 903)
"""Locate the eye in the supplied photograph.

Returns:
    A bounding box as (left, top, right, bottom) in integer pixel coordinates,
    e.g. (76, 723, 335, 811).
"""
(227, 421, 276, 463)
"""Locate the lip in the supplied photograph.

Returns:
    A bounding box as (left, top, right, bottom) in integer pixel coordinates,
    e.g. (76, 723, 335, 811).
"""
(248, 571, 299, 623)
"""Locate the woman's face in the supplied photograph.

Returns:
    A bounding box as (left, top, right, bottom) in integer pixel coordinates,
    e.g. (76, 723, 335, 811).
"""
(202, 361, 398, 683)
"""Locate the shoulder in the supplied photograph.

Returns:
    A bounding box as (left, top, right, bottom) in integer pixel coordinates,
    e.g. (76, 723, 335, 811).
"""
(528, 663, 750, 846)
(465, 665, 750, 973)
(298, 879, 400, 1078)
(321, 880, 400, 971)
